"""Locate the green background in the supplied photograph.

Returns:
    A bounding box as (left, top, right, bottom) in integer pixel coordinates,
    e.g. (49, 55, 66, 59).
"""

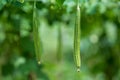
(0, 0, 120, 80)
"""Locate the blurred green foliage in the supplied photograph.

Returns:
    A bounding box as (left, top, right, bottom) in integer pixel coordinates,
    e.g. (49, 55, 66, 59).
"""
(0, 0, 120, 80)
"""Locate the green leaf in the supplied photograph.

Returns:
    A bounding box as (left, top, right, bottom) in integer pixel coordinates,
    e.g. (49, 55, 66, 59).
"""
(0, 0, 7, 10)
(56, 0, 65, 7)
(18, 0, 24, 3)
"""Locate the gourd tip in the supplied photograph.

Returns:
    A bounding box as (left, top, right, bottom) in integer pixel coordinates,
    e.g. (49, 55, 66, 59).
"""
(77, 68, 80, 72)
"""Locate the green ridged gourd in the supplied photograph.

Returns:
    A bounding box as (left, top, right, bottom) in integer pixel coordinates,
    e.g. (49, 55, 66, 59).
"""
(74, 0, 81, 72)
(57, 26, 62, 61)
(33, 1, 42, 64)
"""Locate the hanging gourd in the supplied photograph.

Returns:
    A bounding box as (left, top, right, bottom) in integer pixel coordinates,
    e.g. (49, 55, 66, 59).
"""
(33, 1, 42, 64)
(57, 26, 62, 61)
(74, 0, 81, 72)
